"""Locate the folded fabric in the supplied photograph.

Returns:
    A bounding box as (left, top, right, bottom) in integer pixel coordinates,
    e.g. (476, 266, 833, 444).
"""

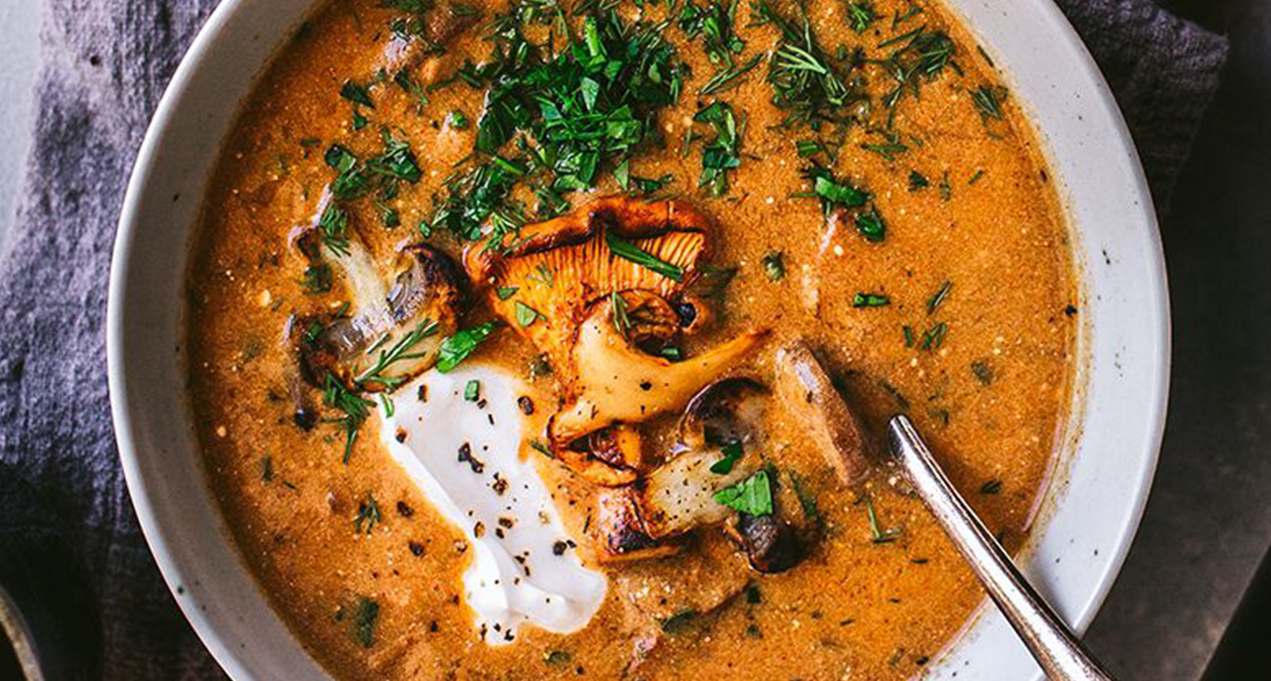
(0, 0, 1228, 678)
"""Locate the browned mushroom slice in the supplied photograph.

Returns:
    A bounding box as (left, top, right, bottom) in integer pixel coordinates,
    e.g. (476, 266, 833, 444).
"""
(636, 379, 769, 539)
(550, 299, 768, 444)
(464, 196, 767, 482)
(555, 425, 643, 487)
(291, 210, 466, 391)
(773, 339, 876, 486)
(379, 3, 481, 77)
(724, 469, 820, 574)
(465, 196, 713, 370)
(593, 486, 683, 563)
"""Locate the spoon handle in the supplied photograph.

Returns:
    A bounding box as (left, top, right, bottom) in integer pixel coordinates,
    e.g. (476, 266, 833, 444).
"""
(886, 415, 1115, 681)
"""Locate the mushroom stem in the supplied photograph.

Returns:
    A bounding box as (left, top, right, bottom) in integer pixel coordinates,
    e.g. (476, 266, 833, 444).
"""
(551, 300, 769, 443)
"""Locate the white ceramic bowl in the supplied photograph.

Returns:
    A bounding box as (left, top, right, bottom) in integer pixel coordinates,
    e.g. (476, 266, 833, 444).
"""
(108, 0, 1170, 677)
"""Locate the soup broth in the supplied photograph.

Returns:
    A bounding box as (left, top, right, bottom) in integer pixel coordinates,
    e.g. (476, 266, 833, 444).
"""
(186, 0, 1078, 677)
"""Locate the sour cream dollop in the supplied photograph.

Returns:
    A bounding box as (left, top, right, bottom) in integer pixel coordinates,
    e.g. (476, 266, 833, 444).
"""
(379, 365, 607, 644)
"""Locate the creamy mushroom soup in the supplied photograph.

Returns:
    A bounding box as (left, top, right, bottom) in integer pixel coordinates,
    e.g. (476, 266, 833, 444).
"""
(186, 0, 1078, 677)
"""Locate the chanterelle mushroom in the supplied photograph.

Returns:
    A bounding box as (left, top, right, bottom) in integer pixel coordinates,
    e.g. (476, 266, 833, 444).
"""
(291, 196, 467, 391)
(465, 196, 767, 481)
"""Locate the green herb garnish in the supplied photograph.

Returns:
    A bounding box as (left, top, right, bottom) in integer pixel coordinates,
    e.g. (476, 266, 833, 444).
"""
(340, 80, 375, 108)
(865, 495, 902, 543)
(921, 322, 948, 350)
(436, 322, 500, 373)
(972, 84, 1007, 123)
(855, 206, 886, 242)
(302, 264, 333, 294)
(762, 251, 786, 281)
(356, 320, 441, 390)
(927, 281, 952, 314)
(908, 170, 929, 191)
(355, 493, 382, 535)
(714, 469, 773, 515)
(853, 292, 890, 307)
(980, 478, 1003, 495)
(710, 441, 744, 474)
(605, 231, 685, 282)
(324, 375, 375, 464)
(847, 1, 877, 33)
(514, 301, 540, 328)
(353, 597, 380, 648)
(661, 610, 699, 634)
(971, 359, 994, 385)
(678, 0, 746, 67)
(464, 379, 481, 402)
(751, 0, 858, 130)
(544, 650, 573, 665)
(693, 101, 743, 197)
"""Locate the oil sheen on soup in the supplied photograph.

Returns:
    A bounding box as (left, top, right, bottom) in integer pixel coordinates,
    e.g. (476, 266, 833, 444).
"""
(186, 0, 1077, 677)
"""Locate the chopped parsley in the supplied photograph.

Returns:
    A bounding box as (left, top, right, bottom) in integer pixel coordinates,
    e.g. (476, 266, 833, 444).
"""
(464, 379, 481, 402)
(693, 101, 744, 197)
(339, 80, 375, 108)
(430, 6, 685, 248)
(855, 206, 886, 242)
(436, 322, 500, 373)
(980, 478, 1003, 495)
(710, 441, 744, 474)
(802, 165, 869, 214)
(853, 292, 890, 307)
(713, 469, 773, 515)
(678, 0, 746, 67)
(908, 170, 929, 191)
(514, 301, 540, 328)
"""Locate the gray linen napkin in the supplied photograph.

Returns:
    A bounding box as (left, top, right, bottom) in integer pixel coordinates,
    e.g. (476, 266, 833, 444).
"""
(0, 0, 1228, 678)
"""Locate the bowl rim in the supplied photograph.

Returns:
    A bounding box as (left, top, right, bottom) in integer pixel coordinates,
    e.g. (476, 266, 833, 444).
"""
(107, 0, 1171, 677)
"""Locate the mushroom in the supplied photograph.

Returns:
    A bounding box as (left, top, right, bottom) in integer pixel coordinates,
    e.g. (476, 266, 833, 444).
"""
(639, 378, 769, 539)
(592, 486, 683, 563)
(724, 468, 819, 574)
(773, 339, 876, 486)
(551, 299, 768, 444)
(593, 378, 818, 573)
(465, 196, 768, 482)
(379, 3, 481, 77)
(290, 199, 467, 391)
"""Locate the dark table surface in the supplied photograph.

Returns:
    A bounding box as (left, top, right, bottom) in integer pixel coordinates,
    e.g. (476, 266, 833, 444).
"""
(1083, 1, 1271, 679)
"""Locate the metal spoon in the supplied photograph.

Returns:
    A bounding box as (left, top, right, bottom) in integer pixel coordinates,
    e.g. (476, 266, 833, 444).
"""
(886, 414, 1115, 681)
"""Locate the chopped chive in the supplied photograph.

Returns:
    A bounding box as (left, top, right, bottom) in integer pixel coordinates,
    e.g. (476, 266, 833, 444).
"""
(853, 292, 890, 307)
(927, 281, 952, 315)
